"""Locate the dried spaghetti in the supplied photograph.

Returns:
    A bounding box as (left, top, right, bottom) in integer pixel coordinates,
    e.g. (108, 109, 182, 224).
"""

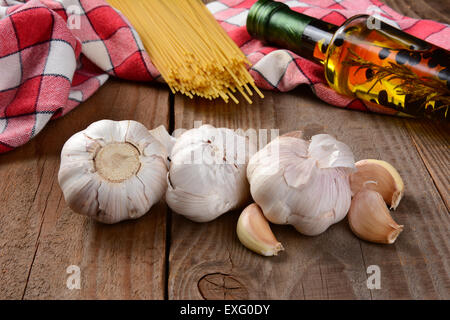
(107, 0, 263, 103)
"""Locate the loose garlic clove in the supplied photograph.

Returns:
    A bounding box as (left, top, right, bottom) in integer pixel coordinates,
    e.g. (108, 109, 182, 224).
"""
(350, 159, 404, 209)
(58, 120, 169, 224)
(348, 189, 404, 244)
(237, 203, 284, 256)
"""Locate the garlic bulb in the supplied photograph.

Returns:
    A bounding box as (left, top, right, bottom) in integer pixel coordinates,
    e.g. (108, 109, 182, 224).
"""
(58, 120, 168, 224)
(247, 132, 355, 236)
(166, 125, 254, 222)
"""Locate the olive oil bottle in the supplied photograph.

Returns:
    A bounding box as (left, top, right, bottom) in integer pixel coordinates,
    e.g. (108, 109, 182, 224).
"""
(247, 0, 450, 120)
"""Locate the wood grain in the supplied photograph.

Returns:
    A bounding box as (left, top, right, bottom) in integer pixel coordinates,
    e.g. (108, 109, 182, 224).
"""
(383, 0, 450, 24)
(403, 120, 450, 211)
(168, 87, 449, 300)
(0, 80, 170, 299)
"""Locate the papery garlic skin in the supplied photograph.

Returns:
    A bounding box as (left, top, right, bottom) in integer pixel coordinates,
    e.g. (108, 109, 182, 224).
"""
(248, 133, 355, 236)
(58, 120, 168, 224)
(150, 125, 176, 156)
(166, 125, 254, 222)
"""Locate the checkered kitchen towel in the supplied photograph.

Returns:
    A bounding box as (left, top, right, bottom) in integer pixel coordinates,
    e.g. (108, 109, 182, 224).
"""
(0, 0, 449, 153)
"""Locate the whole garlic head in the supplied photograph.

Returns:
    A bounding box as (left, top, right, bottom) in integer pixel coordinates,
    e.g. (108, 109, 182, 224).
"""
(166, 125, 254, 222)
(247, 132, 355, 236)
(58, 120, 168, 224)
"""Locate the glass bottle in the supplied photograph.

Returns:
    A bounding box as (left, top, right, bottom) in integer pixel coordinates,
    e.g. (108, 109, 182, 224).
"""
(247, 0, 450, 121)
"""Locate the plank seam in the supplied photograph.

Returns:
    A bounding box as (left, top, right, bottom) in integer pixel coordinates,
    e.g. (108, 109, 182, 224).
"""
(165, 92, 175, 300)
(20, 156, 48, 299)
(358, 241, 373, 300)
(21, 174, 55, 299)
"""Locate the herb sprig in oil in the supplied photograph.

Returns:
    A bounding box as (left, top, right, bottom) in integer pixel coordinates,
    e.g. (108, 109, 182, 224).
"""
(345, 48, 450, 117)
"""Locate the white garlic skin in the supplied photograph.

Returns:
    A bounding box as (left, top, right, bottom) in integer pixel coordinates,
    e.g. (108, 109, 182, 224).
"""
(166, 125, 254, 222)
(58, 120, 168, 224)
(247, 133, 355, 236)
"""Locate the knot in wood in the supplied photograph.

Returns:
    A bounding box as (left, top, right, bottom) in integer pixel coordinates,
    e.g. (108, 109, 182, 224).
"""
(198, 273, 249, 300)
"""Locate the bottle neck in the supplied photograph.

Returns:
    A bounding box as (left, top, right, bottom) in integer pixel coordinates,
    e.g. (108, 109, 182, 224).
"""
(247, 0, 338, 65)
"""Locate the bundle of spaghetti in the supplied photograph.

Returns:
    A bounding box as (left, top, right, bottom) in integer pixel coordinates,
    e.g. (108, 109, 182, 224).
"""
(107, 0, 263, 104)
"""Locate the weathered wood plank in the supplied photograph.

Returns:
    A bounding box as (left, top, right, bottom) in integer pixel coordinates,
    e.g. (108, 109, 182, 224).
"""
(403, 120, 449, 211)
(0, 147, 48, 299)
(0, 80, 170, 299)
(169, 85, 449, 300)
(383, 0, 450, 24)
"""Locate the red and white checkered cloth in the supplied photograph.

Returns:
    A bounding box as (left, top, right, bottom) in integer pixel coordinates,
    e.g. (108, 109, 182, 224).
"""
(0, 0, 449, 153)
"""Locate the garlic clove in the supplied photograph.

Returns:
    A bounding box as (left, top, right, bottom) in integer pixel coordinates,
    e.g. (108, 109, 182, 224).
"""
(58, 160, 101, 217)
(237, 203, 284, 256)
(348, 189, 404, 244)
(350, 159, 404, 209)
(137, 157, 168, 204)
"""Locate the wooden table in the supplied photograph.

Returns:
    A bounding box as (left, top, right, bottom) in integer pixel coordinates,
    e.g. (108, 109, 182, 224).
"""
(0, 0, 449, 300)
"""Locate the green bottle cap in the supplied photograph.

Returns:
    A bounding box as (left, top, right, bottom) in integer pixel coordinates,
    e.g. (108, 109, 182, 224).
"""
(247, 0, 337, 63)
(246, 0, 290, 40)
